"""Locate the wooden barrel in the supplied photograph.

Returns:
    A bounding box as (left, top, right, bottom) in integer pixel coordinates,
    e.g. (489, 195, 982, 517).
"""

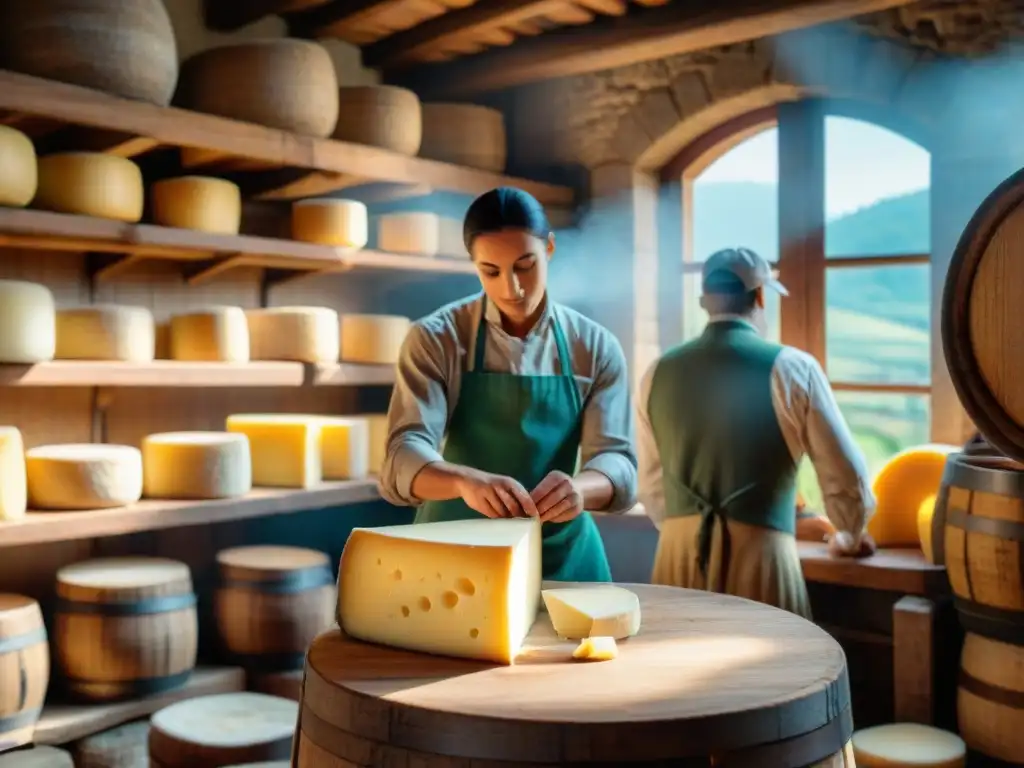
(958, 631, 1024, 763)
(296, 583, 852, 767)
(0, 746, 74, 767)
(214, 546, 334, 671)
(0, 595, 48, 751)
(53, 557, 198, 702)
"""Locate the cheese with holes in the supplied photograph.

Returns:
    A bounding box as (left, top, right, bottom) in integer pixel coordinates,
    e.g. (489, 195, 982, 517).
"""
(542, 585, 641, 640)
(170, 307, 249, 363)
(0, 125, 37, 208)
(151, 177, 241, 234)
(377, 212, 440, 256)
(226, 414, 322, 489)
(340, 314, 410, 365)
(572, 636, 618, 661)
(0, 427, 27, 522)
(26, 444, 143, 510)
(338, 518, 542, 663)
(321, 417, 370, 480)
(34, 153, 144, 222)
(0, 280, 55, 363)
(246, 307, 339, 364)
(55, 305, 155, 362)
(142, 432, 252, 500)
(851, 723, 965, 767)
(292, 199, 368, 249)
(869, 444, 959, 546)
(362, 413, 387, 474)
(918, 493, 939, 563)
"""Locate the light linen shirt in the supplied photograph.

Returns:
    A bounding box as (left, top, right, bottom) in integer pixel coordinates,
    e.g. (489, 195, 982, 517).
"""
(379, 293, 638, 512)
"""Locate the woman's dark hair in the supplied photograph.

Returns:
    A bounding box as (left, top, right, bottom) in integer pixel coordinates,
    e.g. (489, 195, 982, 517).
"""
(463, 187, 551, 252)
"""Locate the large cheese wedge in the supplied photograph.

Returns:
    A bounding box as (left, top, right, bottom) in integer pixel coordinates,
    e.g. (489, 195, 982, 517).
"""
(851, 723, 965, 767)
(292, 199, 368, 249)
(377, 212, 440, 256)
(246, 307, 339, 364)
(55, 305, 156, 362)
(143, 432, 252, 500)
(34, 153, 144, 222)
(320, 417, 370, 480)
(0, 280, 56, 363)
(340, 314, 411, 365)
(0, 427, 27, 522)
(226, 414, 322, 489)
(151, 177, 241, 235)
(869, 444, 959, 547)
(542, 585, 641, 640)
(170, 307, 249, 363)
(26, 444, 143, 510)
(0, 125, 37, 208)
(572, 636, 617, 661)
(338, 518, 542, 663)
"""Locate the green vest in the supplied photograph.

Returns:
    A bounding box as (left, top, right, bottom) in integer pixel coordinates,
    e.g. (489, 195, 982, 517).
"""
(648, 320, 797, 575)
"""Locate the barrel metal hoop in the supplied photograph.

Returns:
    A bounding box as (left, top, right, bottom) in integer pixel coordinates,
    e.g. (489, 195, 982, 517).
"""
(63, 669, 192, 697)
(54, 593, 196, 616)
(946, 509, 1024, 541)
(960, 668, 1024, 710)
(0, 707, 42, 734)
(943, 457, 1024, 497)
(219, 566, 334, 595)
(955, 598, 1024, 646)
(0, 628, 47, 654)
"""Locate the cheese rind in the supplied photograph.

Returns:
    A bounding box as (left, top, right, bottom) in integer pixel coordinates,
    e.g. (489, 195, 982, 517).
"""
(226, 414, 322, 489)
(338, 518, 542, 663)
(292, 199, 368, 249)
(340, 314, 411, 365)
(55, 305, 156, 362)
(851, 723, 966, 768)
(151, 176, 242, 235)
(170, 307, 249, 363)
(542, 586, 641, 640)
(142, 432, 252, 500)
(320, 417, 370, 480)
(572, 636, 618, 661)
(377, 212, 440, 256)
(34, 153, 144, 222)
(246, 307, 339, 364)
(918, 493, 938, 564)
(26, 444, 143, 510)
(869, 444, 959, 547)
(0, 427, 27, 522)
(0, 125, 37, 208)
(0, 280, 56, 363)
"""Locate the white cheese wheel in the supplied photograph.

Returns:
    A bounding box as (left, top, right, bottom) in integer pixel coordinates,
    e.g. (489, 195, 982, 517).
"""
(0, 427, 27, 522)
(142, 432, 252, 500)
(72, 719, 150, 768)
(851, 723, 966, 767)
(26, 444, 143, 511)
(361, 413, 387, 474)
(0, 125, 37, 208)
(377, 212, 440, 256)
(151, 177, 241, 235)
(0, 280, 55, 363)
(226, 414, 323, 489)
(169, 307, 250, 363)
(320, 417, 371, 481)
(291, 199, 368, 249)
(340, 314, 410, 365)
(34, 153, 144, 222)
(246, 306, 339, 364)
(0, 746, 74, 767)
(55, 305, 155, 362)
(437, 216, 468, 259)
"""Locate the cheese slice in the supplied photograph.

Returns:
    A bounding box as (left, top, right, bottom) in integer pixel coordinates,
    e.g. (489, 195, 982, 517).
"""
(542, 585, 641, 640)
(143, 432, 252, 500)
(0, 280, 56, 364)
(35, 153, 144, 222)
(918, 493, 939, 564)
(55, 305, 156, 362)
(0, 125, 37, 208)
(339, 314, 410, 365)
(338, 518, 542, 663)
(291, 199, 368, 249)
(226, 414, 322, 489)
(170, 307, 249, 363)
(26, 444, 143, 510)
(246, 307, 339, 364)
(572, 636, 617, 661)
(869, 444, 959, 547)
(320, 417, 370, 480)
(851, 723, 966, 767)
(0, 427, 27, 522)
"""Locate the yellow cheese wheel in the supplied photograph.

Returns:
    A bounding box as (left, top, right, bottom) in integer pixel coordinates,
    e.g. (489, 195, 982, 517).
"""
(851, 722, 965, 767)
(918, 493, 938, 563)
(26, 444, 143, 510)
(291, 199, 368, 249)
(869, 444, 959, 547)
(321, 417, 371, 481)
(340, 313, 411, 365)
(362, 413, 387, 474)
(0, 125, 37, 207)
(151, 176, 241, 234)
(142, 432, 252, 500)
(55, 305, 155, 362)
(34, 153, 143, 222)
(377, 212, 440, 256)
(169, 307, 249, 363)
(226, 414, 323, 489)
(0, 427, 27, 522)
(0, 280, 56, 363)
(246, 307, 339, 364)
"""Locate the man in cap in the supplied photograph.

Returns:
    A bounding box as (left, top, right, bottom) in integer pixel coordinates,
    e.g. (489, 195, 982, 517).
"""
(636, 247, 875, 618)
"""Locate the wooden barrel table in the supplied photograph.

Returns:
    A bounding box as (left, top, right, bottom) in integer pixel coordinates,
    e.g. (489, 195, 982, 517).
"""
(294, 583, 853, 767)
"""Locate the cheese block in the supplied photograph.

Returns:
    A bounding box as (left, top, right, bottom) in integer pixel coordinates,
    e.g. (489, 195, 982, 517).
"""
(918, 493, 939, 563)
(226, 414, 322, 489)
(361, 413, 387, 474)
(0, 746, 74, 768)
(340, 314, 411, 365)
(55, 305, 156, 362)
(869, 444, 959, 546)
(542, 585, 641, 640)
(851, 723, 965, 767)
(151, 177, 242, 234)
(26, 444, 143, 510)
(321, 417, 371, 480)
(0, 280, 56, 363)
(0, 125, 37, 208)
(438, 216, 468, 259)
(34, 153, 144, 222)
(246, 307, 339, 364)
(142, 432, 252, 500)
(72, 719, 150, 768)
(572, 636, 618, 661)
(291, 199, 368, 249)
(377, 212, 440, 256)
(338, 518, 542, 663)
(0, 427, 27, 522)
(170, 307, 250, 363)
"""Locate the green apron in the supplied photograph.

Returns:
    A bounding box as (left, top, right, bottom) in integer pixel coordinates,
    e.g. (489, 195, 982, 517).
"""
(415, 297, 612, 582)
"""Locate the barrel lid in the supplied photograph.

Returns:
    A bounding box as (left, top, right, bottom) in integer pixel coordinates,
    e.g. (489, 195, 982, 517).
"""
(151, 693, 297, 747)
(0, 593, 41, 634)
(216, 545, 329, 574)
(56, 557, 190, 590)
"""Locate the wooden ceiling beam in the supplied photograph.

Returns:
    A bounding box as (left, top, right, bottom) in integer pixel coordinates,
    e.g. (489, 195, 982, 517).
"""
(286, 0, 395, 38)
(203, 0, 331, 33)
(388, 0, 920, 97)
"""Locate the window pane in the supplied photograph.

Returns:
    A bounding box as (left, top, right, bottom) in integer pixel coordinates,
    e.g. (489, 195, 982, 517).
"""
(825, 116, 930, 258)
(826, 263, 930, 385)
(682, 271, 781, 343)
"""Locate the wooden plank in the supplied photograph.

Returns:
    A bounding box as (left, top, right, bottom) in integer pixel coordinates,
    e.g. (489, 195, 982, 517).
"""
(892, 596, 936, 724)
(204, 0, 333, 32)
(287, 0, 404, 38)
(798, 542, 949, 597)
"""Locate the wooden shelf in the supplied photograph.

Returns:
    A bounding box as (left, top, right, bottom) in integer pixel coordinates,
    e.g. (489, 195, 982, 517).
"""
(0, 480, 381, 548)
(797, 542, 948, 597)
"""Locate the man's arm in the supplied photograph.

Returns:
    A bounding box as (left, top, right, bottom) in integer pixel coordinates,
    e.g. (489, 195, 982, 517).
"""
(635, 361, 667, 530)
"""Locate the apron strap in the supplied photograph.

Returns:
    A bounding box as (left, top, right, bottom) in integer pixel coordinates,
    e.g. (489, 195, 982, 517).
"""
(472, 296, 491, 373)
(677, 481, 759, 593)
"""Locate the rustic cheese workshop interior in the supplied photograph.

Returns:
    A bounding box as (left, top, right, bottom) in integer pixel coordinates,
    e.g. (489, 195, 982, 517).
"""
(0, 0, 1023, 766)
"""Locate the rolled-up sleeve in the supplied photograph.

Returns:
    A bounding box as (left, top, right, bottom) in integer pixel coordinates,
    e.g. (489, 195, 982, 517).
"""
(635, 361, 666, 530)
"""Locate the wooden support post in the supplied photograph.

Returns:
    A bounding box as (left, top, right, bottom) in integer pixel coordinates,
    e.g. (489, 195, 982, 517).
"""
(893, 595, 936, 724)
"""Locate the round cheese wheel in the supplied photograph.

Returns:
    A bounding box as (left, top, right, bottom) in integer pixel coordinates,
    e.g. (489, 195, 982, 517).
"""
(340, 314, 411, 365)
(333, 85, 421, 155)
(420, 103, 507, 172)
(72, 719, 150, 768)
(142, 431, 252, 500)
(0, 125, 37, 207)
(869, 444, 960, 547)
(291, 198, 367, 249)
(245, 306, 339, 364)
(437, 216, 468, 259)
(151, 177, 241, 235)
(34, 153, 144, 222)
(377, 212, 440, 256)
(55, 305, 155, 362)
(169, 307, 250, 363)
(0, 280, 56, 363)
(0, 427, 27, 522)
(26, 443, 143, 510)
(851, 723, 965, 767)
(0, 745, 74, 767)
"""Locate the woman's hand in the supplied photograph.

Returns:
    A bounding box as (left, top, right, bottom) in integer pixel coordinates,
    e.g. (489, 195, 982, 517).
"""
(531, 470, 584, 523)
(456, 470, 538, 518)
(827, 531, 877, 558)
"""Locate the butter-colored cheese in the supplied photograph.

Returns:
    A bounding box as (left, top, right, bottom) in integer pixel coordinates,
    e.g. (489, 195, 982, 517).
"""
(292, 199, 368, 249)
(340, 314, 410, 365)
(437, 216, 468, 259)
(918, 493, 938, 564)
(246, 307, 339, 364)
(851, 723, 965, 767)
(170, 307, 249, 363)
(572, 636, 618, 661)
(0, 427, 27, 522)
(26, 444, 143, 510)
(226, 414, 322, 489)
(321, 417, 370, 481)
(142, 432, 252, 500)
(34, 153, 144, 222)
(869, 444, 959, 547)
(360, 413, 387, 474)
(0, 125, 37, 208)
(377, 212, 440, 256)
(338, 518, 542, 663)
(0, 280, 56, 363)
(151, 176, 241, 235)
(55, 305, 156, 362)
(542, 585, 641, 640)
